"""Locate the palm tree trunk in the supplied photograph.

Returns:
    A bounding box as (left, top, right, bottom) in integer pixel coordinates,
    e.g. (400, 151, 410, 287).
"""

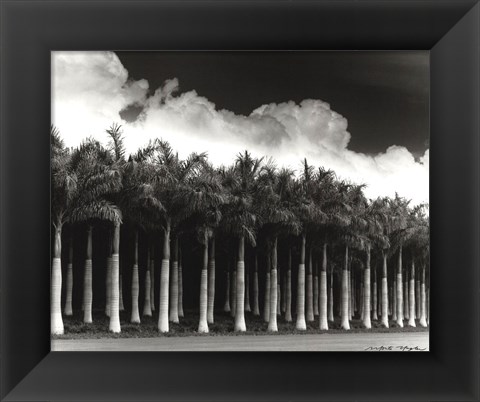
(285, 248, 292, 322)
(341, 244, 350, 330)
(347, 263, 352, 321)
(143, 244, 152, 317)
(253, 253, 260, 316)
(319, 243, 328, 330)
(158, 222, 171, 333)
(207, 236, 216, 323)
(83, 225, 93, 324)
(64, 235, 73, 316)
(352, 269, 357, 314)
(392, 280, 397, 321)
(119, 273, 125, 311)
(313, 262, 319, 317)
(306, 247, 314, 322)
(51, 224, 64, 335)
(404, 270, 409, 320)
(281, 265, 286, 314)
(363, 245, 372, 329)
(408, 259, 416, 327)
(396, 244, 404, 327)
(105, 254, 112, 317)
(223, 270, 231, 312)
(169, 236, 179, 323)
(231, 265, 237, 318)
(198, 233, 209, 333)
(372, 266, 378, 321)
(178, 247, 184, 318)
(234, 235, 246, 332)
(415, 279, 420, 319)
(109, 222, 121, 333)
(296, 233, 307, 330)
(276, 280, 281, 316)
(268, 237, 278, 332)
(419, 265, 427, 327)
(131, 230, 140, 324)
(328, 267, 334, 322)
(245, 261, 251, 313)
(264, 251, 271, 322)
(150, 248, 155, 312)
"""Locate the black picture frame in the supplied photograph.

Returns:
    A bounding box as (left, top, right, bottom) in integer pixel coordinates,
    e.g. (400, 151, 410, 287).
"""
(1, 0, 479, 400)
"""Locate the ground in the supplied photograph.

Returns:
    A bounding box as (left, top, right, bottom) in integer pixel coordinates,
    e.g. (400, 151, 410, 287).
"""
(52, 309, 429, 351)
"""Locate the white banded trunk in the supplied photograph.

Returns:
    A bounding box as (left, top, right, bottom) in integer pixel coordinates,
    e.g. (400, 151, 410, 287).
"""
(223, 271, 231, 312)
(281, 270, 286, 313)
(267, 269, 278, 332)
(419, 283, 427, 327)
(296, 264, 306, 330)
(415, 280, 421, 318)
(231, 270, 237, 318)
(306, 273, 314, 322)
(276, 283, 281, 316)
(51, 257, 64, 335)
(83, 259, 93, 323)
(408, 277, 416, 327)
(244, 268, 251, 313)
(363, 268, 371, 329)
(253, 270, 260, 316)
(169, 261, 179, 323)
(313, 274, 319, 316)
(143, 271, 152, 316)
(404, 279, 409, 320)
(396, 273, 404, 327)
(119, 274, 124, 311)
(392, 281, 397, 320)
(285, 268, 292, 322)
(150, 260, 155, 312)
(319, 271, 328, 330)
(131, 264, 140, 323)
(158, 259, 170, 332)
(198, 268, 209, 333)
(328, 273, 334, 322)
(264, 271, 270, 322)
(64, 262, 73, 316)
(105, 256, 112, 317)
(234, 261, 246, 332)
(207, 259, 216, 323)
(341, 269, 350, 330)
(381, 277, 389, 328)
(347, 269, 352, 320)
(109, 254, 121, 333)
(178, 261, 184, 318)
(372, 278, 378, 321)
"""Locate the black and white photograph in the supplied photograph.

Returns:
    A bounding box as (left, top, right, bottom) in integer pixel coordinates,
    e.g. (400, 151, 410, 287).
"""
(50, 51, 430, 352)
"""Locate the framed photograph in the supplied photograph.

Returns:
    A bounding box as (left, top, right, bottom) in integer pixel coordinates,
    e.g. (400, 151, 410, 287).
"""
(1, 0, 479, 400)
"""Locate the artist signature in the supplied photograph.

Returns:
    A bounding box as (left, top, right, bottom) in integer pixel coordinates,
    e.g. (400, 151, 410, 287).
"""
(364, 345, 427, 351)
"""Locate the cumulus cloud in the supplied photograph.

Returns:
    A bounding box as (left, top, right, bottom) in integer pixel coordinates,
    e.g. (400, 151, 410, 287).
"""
(52, 51, 429, 205)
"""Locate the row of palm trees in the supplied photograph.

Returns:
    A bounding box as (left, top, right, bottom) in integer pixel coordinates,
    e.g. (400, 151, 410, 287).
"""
(51, 124, 430, 335)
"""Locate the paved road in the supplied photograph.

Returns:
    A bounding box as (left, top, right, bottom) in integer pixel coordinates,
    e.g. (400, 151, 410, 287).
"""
(52, 331, 429, 352)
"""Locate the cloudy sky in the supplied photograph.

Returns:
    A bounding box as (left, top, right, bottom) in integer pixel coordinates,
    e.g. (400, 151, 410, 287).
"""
(51, 51, 429, 205)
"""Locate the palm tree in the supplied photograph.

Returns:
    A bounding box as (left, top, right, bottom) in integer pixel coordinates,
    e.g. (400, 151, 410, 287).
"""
(221, 152, 262, 331)
(256, 163, 299, 331)
(51, 126, 76, 334)
(134, 140, 206, 332)
(68, 136, 122, 327)
(291, 160, 326, 330)
(63, 235, 74, 316)
(178, 161, 224, 333)
(389, 194, 412, 328)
